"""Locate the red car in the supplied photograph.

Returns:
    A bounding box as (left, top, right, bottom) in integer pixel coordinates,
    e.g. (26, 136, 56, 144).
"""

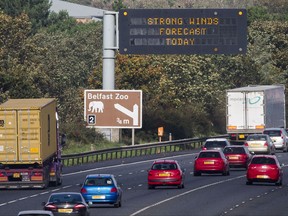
(246, 155, 283, 185)
(223, 145, 252, 169)
(147, 159, 185, 189)
(194, 150, 230, 176)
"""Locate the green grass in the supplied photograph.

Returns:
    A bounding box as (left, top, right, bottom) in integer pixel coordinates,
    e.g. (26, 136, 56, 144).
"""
(62, 140, 125, 155)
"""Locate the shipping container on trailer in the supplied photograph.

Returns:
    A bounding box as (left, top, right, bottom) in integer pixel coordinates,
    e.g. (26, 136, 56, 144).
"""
(0, 98, 63, 189)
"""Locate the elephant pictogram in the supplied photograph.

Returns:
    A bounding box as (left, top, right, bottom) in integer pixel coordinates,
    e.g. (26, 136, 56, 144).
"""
(88, 101, 104, 113)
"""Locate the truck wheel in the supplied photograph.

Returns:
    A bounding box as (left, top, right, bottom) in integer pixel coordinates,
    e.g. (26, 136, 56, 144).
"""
(58, 176, 62, 186)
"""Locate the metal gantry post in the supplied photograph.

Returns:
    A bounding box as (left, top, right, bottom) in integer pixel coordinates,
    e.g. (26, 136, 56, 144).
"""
(102, 11, 119, 142)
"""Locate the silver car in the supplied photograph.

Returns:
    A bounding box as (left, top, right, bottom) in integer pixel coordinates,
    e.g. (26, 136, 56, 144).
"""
(202, 138, 231, 151)
(263, 128, 288, 152)
(245, 134, 275, 155)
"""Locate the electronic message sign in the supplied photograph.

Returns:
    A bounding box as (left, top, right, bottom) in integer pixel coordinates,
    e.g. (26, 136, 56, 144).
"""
(84, 90, 142, 128)
(119, 9, 247, 54)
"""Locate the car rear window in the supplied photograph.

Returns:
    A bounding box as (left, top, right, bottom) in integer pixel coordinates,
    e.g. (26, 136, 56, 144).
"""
(263, 130, 281, 136)
(85, 178, 113, 186)
(198, 152, 220, 158)
(246, 135, 267, 141)
(152, 163, 177, 170)
(204, 141, 227, 148)
(50, 194, 82, 203)
(251, 157, 276, 165)
(223, 147, 245, 154)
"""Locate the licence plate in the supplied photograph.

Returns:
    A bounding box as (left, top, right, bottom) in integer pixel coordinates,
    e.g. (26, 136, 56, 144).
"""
(229, 156, 238, 160)
(159, 173, 170, 177)
(204, 161, 214, 165)
(250, 143, 260, 147)
(58, 209, 73, 213)
(239, 134, 245, 139)
(92, 195, 105, 199)
(256, 175, 268, 179)
(13, 173, 20, 178)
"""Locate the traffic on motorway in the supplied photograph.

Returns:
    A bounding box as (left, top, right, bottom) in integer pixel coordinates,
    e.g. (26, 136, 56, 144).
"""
(1, 131, 288, 216)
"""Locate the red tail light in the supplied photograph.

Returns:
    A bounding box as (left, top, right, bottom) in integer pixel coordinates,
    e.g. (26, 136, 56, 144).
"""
(110, 187, 117, 193)
(74, 204, 86, 210)
(80, 188, 87, 194)
(244, 142, 248, 146)
(33, 172, 43, 176)
(0, 173, 5, 177)
(264, 142, 268, 147)
(202, 147, 207, 150)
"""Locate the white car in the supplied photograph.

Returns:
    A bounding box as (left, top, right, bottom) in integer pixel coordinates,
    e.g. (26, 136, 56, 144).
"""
(202, 138, 231, 151)
(18, 210, 54, 216)
(263, 128, 288, 152)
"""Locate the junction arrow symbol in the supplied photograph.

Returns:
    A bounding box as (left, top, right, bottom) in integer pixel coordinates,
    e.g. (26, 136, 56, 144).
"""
(114, 103, 139, 125)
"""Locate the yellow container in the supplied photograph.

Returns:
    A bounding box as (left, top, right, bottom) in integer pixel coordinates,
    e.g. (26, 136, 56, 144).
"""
(0, 98, 58, 164)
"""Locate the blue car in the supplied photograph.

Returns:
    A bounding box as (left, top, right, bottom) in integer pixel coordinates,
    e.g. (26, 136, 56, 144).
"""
(80, 174, 122, 208)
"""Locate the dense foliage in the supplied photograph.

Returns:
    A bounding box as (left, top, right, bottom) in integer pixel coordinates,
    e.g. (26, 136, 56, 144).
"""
(1, 0, 288, 146)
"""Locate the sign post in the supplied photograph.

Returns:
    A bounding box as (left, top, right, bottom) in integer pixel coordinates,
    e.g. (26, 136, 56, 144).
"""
(119, 9, 247, 55)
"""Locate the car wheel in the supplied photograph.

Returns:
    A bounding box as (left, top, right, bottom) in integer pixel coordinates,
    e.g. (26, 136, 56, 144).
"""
(246, 181, 252, 185)
(178, 183, 184, 189)
(276, 179, 282, 186)
(194, 171, 201, 176)
(148, 185, 154, 189)
(222, 168, 228, 176)
(114, 200, 121, 208)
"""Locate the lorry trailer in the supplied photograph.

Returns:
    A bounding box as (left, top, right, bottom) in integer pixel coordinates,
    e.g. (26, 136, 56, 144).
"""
(0, 98, 63, 189)
(226, 85, 286, 144)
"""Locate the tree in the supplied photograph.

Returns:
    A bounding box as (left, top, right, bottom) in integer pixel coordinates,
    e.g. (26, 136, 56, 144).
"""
(0, 0, 51, 33)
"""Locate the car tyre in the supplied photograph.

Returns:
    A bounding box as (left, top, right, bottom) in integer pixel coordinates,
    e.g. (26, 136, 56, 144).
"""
(276, 179, 282, 186)
(114, 200, 121, 208)
(246, 181, 252, 185)
(148, 185, 155, 189)
(194, 171, 201, 176)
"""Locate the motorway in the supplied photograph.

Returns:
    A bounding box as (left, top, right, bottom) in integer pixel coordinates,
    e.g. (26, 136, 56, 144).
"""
(1, 149, 288, 216)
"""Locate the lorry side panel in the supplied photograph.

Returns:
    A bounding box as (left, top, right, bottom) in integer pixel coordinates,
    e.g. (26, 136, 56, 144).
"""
(0, 110, 18, 162)
(246, 91, 265, 129)
(265, 87, 286, 128)
(39, 100, 58, 163)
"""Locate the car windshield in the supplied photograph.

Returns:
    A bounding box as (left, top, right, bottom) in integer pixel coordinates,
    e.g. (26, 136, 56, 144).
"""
(251, 157, 276, 165)
(49, 194, 82, 203)
(152, 163, 177, 170)
(263, 130, 281, 136)
(85, 178, 113, 186)
(205, 141, 227, 148)
(198, 152, 220, 158)
(223, 147, 245, 154)
(246, 135, 267, 141)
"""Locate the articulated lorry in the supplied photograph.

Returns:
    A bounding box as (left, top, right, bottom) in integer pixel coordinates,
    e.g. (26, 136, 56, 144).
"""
(0, 98, 63, 189)
(226, 85, 286, 144)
